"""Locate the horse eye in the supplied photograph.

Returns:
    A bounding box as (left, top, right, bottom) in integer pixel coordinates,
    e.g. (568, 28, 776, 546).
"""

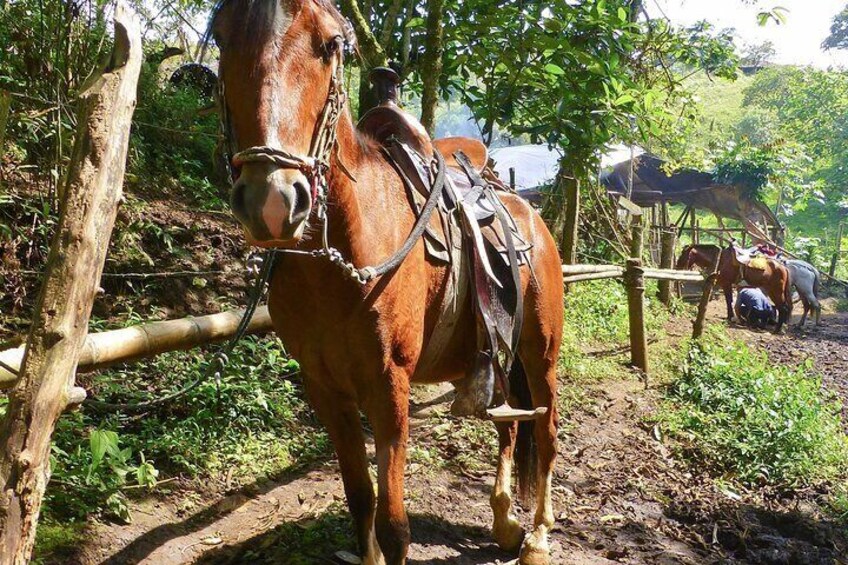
(323, 35, 342, 60)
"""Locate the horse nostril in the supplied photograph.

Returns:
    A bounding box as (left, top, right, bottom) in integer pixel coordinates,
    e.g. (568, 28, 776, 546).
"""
(231, 182, 247, 219)
(290, 180, 311, 222)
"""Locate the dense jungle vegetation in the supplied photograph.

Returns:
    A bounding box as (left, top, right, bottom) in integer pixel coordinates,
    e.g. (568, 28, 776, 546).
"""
(1, 0, 848, 561)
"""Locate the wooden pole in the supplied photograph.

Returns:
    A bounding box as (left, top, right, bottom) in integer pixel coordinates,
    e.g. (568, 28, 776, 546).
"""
(626, 217, 648, 375)
(691, 212, 699, 245)
(830, 222, 844, 278)
(509, 167, 515, 191)
(0, 7, 141, 562)
(0, 306, 275, 389)
(692, 255, 721, 339)
(561, 173, 580, 265)
(658, 229, 676, 305)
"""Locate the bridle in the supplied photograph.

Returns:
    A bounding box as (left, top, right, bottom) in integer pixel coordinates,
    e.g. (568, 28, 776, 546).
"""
(218, 35, 348, 222)
(216, 30, 446, 285)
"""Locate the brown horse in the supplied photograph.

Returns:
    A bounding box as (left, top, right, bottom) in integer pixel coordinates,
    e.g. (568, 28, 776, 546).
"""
(677, 244, 792, 332)
(209, 1, 564, 564)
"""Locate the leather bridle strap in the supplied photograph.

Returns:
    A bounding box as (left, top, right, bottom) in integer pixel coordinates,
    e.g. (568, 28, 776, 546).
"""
(229, 43, 348, 205)
(217, 43, 447, 285)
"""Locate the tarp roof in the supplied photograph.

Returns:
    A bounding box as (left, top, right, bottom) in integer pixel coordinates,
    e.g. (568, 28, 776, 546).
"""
(490, 144, 646, 191)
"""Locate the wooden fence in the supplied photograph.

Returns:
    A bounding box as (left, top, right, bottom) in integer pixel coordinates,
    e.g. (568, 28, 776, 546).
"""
(563, 217, 709, 375)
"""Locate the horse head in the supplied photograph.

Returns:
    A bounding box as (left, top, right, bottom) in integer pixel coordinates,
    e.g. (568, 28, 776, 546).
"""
(209, 0, 355, 245)
(675, 245, 694, 270)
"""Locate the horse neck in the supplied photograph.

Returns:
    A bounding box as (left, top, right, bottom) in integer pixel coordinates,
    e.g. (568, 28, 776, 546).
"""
(321, 112, 404, 256)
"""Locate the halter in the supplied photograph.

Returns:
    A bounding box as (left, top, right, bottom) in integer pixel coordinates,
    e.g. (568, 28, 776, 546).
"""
(219, 37, 348, 216)
(216, 36, 446, 285)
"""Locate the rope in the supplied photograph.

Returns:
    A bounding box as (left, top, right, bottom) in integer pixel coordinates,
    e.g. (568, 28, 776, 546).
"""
(0, 359, 19, 377)
(83, 251, 277, 413)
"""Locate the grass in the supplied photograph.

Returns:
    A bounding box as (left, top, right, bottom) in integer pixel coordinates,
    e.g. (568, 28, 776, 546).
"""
(36, 335, 328, 525)
(658, 328, 848, 488)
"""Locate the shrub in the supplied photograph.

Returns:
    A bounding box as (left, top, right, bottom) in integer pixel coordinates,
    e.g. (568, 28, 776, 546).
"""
(661, 330, 848, 487)
(42, 335, 325, 521)
(564, 278, 668, 345)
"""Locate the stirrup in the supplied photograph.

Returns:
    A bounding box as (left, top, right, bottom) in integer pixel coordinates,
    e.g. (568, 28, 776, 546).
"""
(485, 403, 548, 422)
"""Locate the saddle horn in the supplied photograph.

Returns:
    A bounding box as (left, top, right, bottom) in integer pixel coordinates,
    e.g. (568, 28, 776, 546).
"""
(369, 67, 400, 107)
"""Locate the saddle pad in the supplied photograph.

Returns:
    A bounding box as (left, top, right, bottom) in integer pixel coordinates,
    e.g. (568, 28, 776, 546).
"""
(749, 256, 769, 270)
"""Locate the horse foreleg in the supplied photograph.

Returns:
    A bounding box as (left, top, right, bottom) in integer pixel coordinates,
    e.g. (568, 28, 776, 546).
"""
(367, 371, 411, 565)
(724, 284, 734, 321)
(491, 421, 523, 552)
(305, 377, 383, 565)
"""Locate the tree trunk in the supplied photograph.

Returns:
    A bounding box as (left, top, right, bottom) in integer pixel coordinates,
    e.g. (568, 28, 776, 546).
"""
(560, 171, 580, 265)
(0, 6, 141, 562)
(338, 0, 388, 117)
(420, 0, 444, 136)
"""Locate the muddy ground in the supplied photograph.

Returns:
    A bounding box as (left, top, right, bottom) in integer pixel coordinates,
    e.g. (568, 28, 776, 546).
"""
(56, 300, 848, 565)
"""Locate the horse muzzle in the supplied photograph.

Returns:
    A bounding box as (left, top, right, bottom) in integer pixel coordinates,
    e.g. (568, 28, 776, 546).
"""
(230, 162, 312, 244)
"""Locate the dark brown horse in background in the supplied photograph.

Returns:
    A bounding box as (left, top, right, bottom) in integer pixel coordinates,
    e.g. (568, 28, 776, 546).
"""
(210, 1, 564, 563)
(677, 244, 792, 332)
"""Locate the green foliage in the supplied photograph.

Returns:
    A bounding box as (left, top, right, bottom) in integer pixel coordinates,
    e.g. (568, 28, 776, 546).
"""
(31, 520, 86, 565)
(447, 0, 737, 177)
(45, 336, 324, 521)
(660, 331, 848, 487)
(711, 139, 811, 204)
(129, 52, 225, 208)
(563, 279, 668, 345)
(823, 5, 848, 51)
(0, 0, 111, 167)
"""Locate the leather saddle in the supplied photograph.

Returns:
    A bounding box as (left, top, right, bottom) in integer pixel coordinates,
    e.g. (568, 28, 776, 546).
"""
(358, 68, 532, 417)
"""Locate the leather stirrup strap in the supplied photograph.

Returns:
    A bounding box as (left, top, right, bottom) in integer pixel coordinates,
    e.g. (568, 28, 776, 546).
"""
(454, 150, 525, 377)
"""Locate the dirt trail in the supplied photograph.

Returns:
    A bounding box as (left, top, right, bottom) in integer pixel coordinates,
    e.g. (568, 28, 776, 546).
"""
(61, 308, 848, 565)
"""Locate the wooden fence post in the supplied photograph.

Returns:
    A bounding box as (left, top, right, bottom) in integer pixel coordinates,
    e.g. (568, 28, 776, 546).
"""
(692, 255, 721, 340)
(626, 217, 648, 376)
(658, 229, 676, 306)
(830, 222, 844, 278)
(0, 6, 141, 562)
(691, 214, 699, 245)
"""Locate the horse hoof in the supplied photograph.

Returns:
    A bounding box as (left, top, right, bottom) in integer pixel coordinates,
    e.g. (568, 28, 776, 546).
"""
(493, 515, 524, 552)
(518, 527, 551, 565)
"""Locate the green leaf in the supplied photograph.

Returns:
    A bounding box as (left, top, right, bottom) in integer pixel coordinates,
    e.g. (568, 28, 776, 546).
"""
(544, 63, 566, 76)
(89, 430, 119, 470)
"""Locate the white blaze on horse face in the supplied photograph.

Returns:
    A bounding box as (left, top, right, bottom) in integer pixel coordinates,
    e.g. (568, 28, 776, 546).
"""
(260, 0, 295, 148)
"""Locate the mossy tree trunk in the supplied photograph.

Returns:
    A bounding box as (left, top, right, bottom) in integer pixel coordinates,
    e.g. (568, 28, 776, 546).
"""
(420, 0, 444, 136)
(0, 5, 141, 562)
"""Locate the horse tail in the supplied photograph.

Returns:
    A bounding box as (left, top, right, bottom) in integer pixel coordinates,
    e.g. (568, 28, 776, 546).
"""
(813, 268, 821, 301)
(511, 357, 537, 505)
(783, 266, 794, 314)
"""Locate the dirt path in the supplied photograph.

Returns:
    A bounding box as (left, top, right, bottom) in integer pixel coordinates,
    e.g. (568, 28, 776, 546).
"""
(59, 308, 848, 565)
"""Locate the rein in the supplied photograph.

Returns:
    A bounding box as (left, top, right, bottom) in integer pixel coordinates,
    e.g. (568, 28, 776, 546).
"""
(217, 38, 446, 285)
